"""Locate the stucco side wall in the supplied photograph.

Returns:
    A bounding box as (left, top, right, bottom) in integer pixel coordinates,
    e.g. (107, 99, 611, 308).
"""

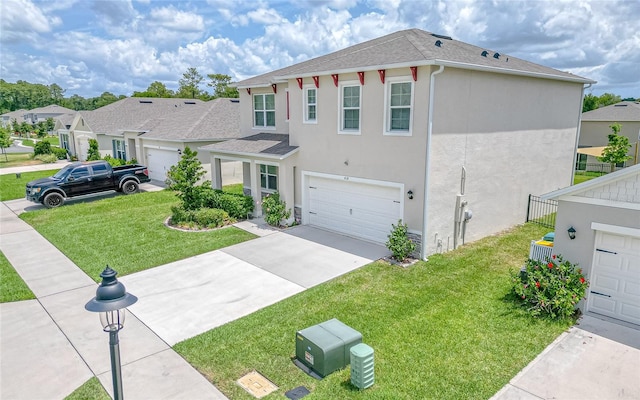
(288, 66, 433, 232)
(427, 69, 583, 253)
(553, 200, 640, 280)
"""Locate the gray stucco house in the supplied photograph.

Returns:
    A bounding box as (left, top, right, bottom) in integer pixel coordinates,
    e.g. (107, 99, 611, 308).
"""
(200, 28, 594, 258)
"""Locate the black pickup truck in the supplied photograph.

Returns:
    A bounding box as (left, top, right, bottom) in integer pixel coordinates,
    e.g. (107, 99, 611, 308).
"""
(26, 160, 151, 208)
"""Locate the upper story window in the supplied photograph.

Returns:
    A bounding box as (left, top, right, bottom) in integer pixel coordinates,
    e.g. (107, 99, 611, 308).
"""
(385, 79, 414, 136)
(304, 87, 317, 123)
(340, 84, 360, 134)
(253, 94, 275, 128)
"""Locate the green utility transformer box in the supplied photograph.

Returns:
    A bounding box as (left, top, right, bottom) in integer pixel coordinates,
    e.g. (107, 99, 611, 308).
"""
(295, 318, 362, 378)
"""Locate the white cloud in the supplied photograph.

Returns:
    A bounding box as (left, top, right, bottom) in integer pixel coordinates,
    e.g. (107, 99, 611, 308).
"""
(0, 0, 61, 44)
(149, 5, 205, 31)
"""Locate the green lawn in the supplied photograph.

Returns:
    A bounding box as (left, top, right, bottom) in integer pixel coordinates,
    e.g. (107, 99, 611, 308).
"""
(0, 153, 43, 168)
(175, 223, 572, 399)
(0, 169, 60, 201)
(20, 190, 257, 280)
(64, 377, 110, 400)
(0, 251, 35, 303)
(19, 136, 60, 147)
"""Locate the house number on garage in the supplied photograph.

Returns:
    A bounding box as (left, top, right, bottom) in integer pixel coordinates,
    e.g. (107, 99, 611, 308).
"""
(343, 176, 349, 180)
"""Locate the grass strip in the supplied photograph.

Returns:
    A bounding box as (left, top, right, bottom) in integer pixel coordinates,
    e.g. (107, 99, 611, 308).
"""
(0, 170, 60, 201)
(0, 251, 36, 303)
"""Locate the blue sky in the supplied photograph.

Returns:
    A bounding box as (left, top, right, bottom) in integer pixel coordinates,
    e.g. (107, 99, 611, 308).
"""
(1, 0, 638, 99)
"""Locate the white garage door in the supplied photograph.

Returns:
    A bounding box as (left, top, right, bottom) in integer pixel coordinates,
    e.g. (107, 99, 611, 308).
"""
(306, 174, 402, 244)
(587, 231, 640, 325)
(145, 148, 180, 181)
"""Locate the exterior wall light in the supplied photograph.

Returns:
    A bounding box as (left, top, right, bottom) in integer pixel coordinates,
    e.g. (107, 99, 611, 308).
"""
(85, 266, 138, 400)
(407, 190, 413, 200)
(568, 226, 576, 240)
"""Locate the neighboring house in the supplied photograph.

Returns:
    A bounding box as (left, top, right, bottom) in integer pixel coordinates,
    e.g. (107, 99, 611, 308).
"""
(22, 104, 75, 125)
(1, 109, 28, 128)
(541, 164, 640, 326)
(577, 101, 640, 170)
(65, 97, 241, 182)
(53, 113, 76, 152)
(200, 28, 594, 258)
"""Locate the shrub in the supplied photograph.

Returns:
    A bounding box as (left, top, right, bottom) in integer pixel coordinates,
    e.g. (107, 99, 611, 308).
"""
(34, 153, 58, 163)
(86, 138, 101, 161)
(386, 219, 416, 262)
(33, 140, 52, 156)
(166, 147, 208, 211)
(170, 205, 234, 229)
(52, 147, 68, 160)
(103, 155, 126, 166)
(200, 188, 254, 219)
(262, 192, 291, 226)
(511, 254, 589, 319)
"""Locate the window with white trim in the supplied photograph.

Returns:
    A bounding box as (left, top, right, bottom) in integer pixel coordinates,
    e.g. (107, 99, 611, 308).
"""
(340, 84, 360, 133)
(112, 139, 126, 160)
(60, 133, 70, 151)
(253, 94, 275, 127)
(385, 79, 414, 135)
(260, 164, 278, 191)
(304, 87, 317, 123)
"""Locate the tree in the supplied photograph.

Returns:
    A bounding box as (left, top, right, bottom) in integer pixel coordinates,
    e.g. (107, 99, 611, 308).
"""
(166, 146, 209, 210)
(582, 93, 598, 112)
(177, 67, 204, 99)
(207, 73, 239, 98)
(597, 93, 621, 108)
(86, 138, 101, 161)
(49, 83, 65, 104)
(0, 126, 13, 161)
(133, 81, 174, 98)
(598, 122, 631, 172)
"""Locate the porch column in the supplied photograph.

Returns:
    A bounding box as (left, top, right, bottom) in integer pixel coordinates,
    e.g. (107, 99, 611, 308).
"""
(211, 157, 223, 189)
(250, 160, 262, 217)
(279, 163, 295, 225)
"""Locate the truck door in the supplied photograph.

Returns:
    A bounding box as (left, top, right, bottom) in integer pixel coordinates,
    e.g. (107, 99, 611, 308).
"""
(62, 166, 92, 196)
(90, 163, 114, 192)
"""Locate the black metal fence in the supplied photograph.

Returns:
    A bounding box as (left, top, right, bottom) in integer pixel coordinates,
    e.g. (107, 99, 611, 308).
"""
(526, 194, 558, 229)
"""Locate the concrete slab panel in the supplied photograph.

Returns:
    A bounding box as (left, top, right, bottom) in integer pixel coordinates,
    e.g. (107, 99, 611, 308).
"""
(120, 251, 304, 345)
(222, 227, 387, 288)
(508, 325, 640, 399)
(38, 285, 169, 376)
(491, 384, 541, 400)
(0, 230, 95, 297)
(97, 349, 228, 400)
(0, 300, 93, 399)
(2, 198, 44, 216)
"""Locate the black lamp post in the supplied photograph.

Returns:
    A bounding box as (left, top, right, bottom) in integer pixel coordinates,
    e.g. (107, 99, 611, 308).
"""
(85, 266, 138, 400)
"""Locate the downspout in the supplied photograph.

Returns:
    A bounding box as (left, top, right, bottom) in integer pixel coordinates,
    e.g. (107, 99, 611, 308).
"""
(572, 83, 591, 185)
(420, 65, 445, 261)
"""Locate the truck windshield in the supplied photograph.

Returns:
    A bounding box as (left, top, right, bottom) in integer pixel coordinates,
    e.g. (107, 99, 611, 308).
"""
(52, 165, 76, 180)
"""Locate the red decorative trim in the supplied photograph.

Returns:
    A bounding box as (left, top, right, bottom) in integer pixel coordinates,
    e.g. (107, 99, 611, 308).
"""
(357, 71, 365, 85)
(312, 76, 319, 88)
(296, 78, 303, 89)
(378, 69, 385, 84)
(246, 88, 251, 95)
(271, 83, 277, 94)
(410, 66, 418, 81)
(332, 74, 339, 87)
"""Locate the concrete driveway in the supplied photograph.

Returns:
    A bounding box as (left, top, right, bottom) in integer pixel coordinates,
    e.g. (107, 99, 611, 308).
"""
(119, 224, 388, 345)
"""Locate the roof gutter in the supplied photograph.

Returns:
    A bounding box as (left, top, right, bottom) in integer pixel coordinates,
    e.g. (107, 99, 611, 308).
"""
(572, 83, 592, 185)
(421, 64, 445, 261)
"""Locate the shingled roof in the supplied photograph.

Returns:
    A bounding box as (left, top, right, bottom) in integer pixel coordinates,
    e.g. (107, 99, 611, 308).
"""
(581, 101, 640, 122)
(199, 133, 298, 159)
(77, 97, 203, 134)
(138, 98, 241, 141)
(237, 28, 593, 88)
(26, 104, 75, 115)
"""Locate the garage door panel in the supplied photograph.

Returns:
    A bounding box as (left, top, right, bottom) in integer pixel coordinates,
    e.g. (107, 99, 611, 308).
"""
(587, 231, 640, 326)
(306, 175, 402, 244)
(146, 148, 180, 181)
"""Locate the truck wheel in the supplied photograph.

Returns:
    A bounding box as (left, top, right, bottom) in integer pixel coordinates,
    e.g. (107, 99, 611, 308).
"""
(43, 193, 64, 208)
(122, 181, 139, 195)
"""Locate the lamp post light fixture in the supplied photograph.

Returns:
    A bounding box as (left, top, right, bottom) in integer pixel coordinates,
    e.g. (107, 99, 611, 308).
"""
(85, 266, 138, 400)
(567, 226, 577, 240)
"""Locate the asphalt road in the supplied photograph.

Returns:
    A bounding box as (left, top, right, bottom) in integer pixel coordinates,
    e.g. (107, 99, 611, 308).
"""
(2, 141, 34, 154)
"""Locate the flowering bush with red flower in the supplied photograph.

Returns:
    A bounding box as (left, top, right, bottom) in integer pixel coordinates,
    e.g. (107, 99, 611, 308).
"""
(511, 254, 589, 319)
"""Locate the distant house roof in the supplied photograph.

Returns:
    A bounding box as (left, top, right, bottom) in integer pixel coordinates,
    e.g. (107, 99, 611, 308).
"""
(1, 109, 27, 120)
(76, 97, 204, 134)
(55, 113, 76, 128)
(137, 98, 241, 141)
(237, 28, 594, 88)
(581, 101, 640, 122)
(199, 133, 299, 159)
(26, 104, 75, 115)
